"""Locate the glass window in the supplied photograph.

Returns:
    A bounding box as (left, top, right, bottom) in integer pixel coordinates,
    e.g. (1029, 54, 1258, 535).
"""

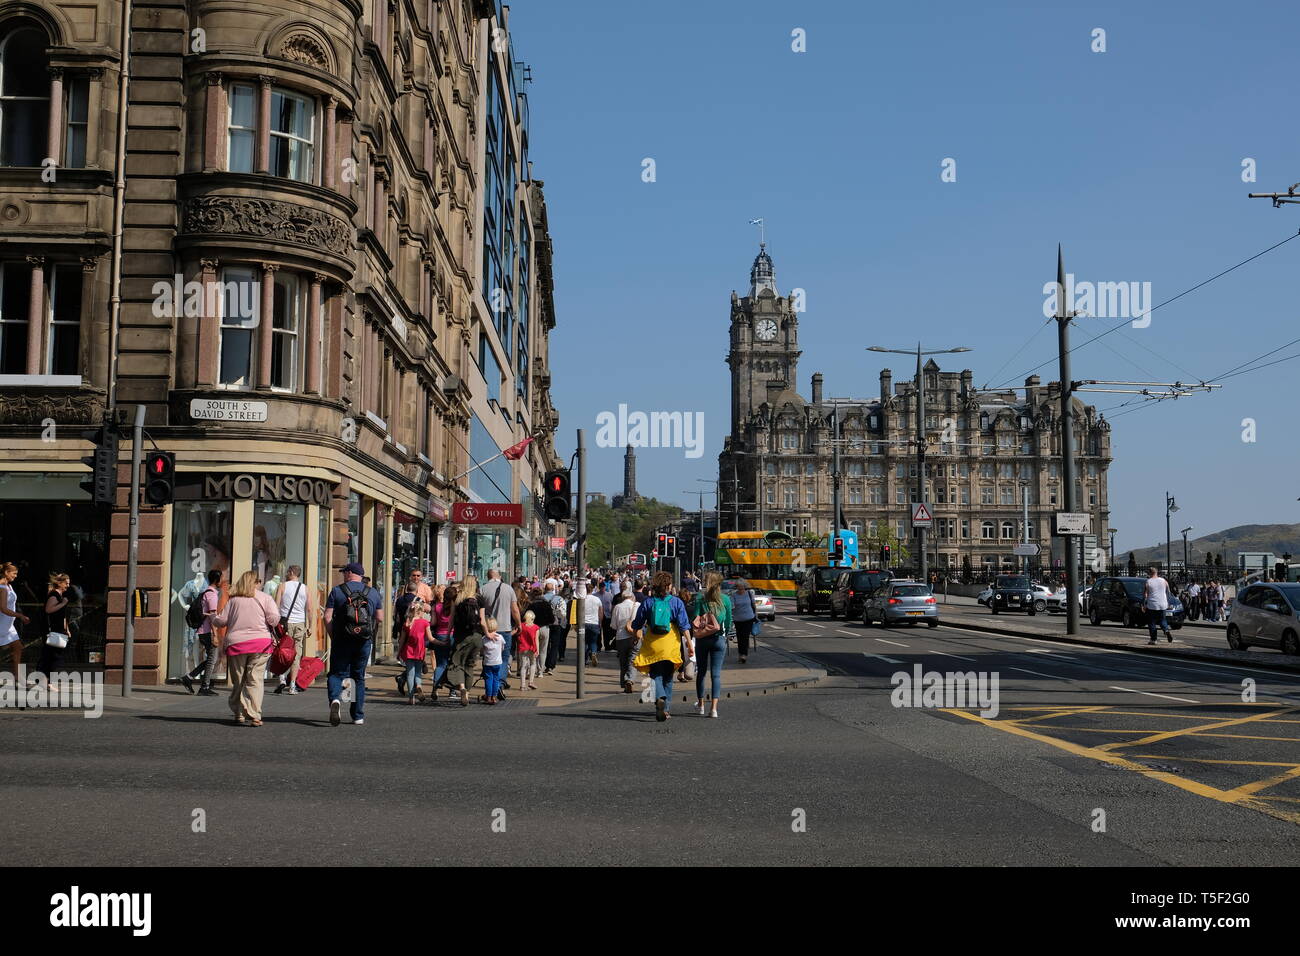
(63, 77, 88, 167)
(219, 266, 258, 386)
(0, 25, 50, 167)
(981, 520, 995, 539)
(252, 503, 307, 594)
(48, 264, 82, 375)
(269, 88, 315, 181)
(346, 492, 362, 563)
(0, 261, 31, 374)
(168, 501, 233, 679)
(227, 83, 256, 173)
(960, 487, 969, 505)
(1001, 521, 1015, 540)
(961, 519, 970, 539)
(271, 271, 302, 391)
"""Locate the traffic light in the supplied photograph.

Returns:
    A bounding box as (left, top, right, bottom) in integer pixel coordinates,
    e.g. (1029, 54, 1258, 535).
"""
(79, 425, 118, 507)
(830, 535, 844, 564)
(543, 469, 571, 520)
(657, 533, 668, 558)
(665, 535, 676, 558)
(882, 544, 891, 566)
(144, 451, 176, 505)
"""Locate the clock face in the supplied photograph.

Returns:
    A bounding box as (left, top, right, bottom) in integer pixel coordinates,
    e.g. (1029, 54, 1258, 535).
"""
(756, 319, 778, 341)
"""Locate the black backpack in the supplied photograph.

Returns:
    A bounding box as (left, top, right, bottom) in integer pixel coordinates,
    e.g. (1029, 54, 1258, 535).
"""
(338, 582, 375, 638)
(185, 588, 213, 630)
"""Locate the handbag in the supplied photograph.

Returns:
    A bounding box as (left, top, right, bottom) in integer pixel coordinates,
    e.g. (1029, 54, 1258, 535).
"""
(691, 598, 721, 639)
(45, 631, 69, 649)
(268, 624, 296, 676)
(678, 634, 696, 681)
(751, 617, 762, 637)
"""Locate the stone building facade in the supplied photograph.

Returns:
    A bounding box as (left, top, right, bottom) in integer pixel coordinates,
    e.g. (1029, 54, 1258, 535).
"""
(719, 245, 1112, 574)
(0, 0, 560, 684)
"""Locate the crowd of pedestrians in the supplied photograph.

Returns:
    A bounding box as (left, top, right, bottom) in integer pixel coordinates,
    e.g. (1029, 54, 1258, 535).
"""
(168, 558, 749, 727)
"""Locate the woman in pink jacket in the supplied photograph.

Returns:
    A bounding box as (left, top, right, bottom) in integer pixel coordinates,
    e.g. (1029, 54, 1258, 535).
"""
(212, 570, 280, 726)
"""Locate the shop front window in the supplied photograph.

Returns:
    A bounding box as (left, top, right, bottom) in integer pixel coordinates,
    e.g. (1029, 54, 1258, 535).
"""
(252, 502, 306, 596)
(168, 501, 232, 679)
(468, 530, 508, 582)
(392, 510, 419, 594)
(372, 502, 388, 591)
(347, 492, 361, 564)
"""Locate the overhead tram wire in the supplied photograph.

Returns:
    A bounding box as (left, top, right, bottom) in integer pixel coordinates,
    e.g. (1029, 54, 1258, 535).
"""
(980, 316, 1053, 390)
(988, 229, 1300, 392)
(1208, 334, 1300, 382)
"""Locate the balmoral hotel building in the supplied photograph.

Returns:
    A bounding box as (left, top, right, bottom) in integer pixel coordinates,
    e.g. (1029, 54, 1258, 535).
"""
(0, 0, 562, 684)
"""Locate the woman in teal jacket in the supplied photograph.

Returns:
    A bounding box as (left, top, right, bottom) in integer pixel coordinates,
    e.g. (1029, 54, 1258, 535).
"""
(691, 572, 733, 718)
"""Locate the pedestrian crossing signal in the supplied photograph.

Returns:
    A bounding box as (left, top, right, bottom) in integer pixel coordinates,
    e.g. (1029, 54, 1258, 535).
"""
(543, 469, 571, 520)
(144, 451, 176, 505)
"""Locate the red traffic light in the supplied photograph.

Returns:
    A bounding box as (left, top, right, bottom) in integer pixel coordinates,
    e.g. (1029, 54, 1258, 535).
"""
(550, 475, 563, 491)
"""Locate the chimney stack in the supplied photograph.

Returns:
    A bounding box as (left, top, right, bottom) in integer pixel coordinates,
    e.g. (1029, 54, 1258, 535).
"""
(811, 373, 823, 405)
(879, 368, 892, 399)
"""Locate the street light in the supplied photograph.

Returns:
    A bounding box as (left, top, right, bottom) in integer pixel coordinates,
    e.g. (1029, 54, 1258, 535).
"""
(867, 344, 972, 584)
(1165, 492, 1179, 575)
(1108, 527, 1118, 571)
(1180, 526, 1193, 577)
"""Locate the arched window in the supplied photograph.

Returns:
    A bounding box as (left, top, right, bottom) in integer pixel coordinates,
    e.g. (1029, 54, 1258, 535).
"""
(0, 22, 50, 167)
(1001, 521, 1015, 540)
(981, 520, 995, 539)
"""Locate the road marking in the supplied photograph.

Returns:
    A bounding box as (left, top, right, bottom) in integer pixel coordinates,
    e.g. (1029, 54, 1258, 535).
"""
(943, 710, 1300, 826)
(927, 650, 976, 661)
(862, 653, 902, 664)
(1025, 648, 1061, 654)
(875, 638, 909, 648)
(1107, 685, 1200, 704)
(803, 622, 826, 628)
(837, 629, 860, 637)
(1006, 666, 1070, 681)
(1096, 705, 1297, 752)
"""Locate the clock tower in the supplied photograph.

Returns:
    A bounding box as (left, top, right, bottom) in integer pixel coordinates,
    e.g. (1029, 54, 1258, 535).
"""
(727, 243, 801, 438)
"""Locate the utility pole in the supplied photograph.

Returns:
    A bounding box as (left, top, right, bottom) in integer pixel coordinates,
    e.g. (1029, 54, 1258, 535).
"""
(575, 428, 586, 699)
(121, 404, 144, 696)
(831, 406, 842, 558)
(1165, 492, 1178, 577)
(1055, 247, 1081, 635)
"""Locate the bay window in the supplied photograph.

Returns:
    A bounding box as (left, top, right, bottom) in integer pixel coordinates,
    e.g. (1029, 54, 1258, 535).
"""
(269, 88, 315, 181)
(227, 84, 256, 172)
(63, 77, 88, 167)
(219, 266, 258, 387)
(271, 272, 303, 390)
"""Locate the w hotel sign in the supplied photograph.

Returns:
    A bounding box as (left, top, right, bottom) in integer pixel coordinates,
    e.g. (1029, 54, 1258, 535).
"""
(452, 503, 524, 527)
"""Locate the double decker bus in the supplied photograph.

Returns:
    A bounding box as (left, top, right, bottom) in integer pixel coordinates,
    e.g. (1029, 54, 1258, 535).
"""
(713, 530, 858, 597)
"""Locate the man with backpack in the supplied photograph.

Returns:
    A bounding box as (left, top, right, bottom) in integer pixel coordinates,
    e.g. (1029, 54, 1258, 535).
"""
(181, 569, 223, 696)
(323, 562, 383, 726)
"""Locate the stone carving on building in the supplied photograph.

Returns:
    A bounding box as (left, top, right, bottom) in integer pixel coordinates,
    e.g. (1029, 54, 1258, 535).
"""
(0, 392, 105, 426)
(184, 197, 352, 256)
(280, 33, 330, 68)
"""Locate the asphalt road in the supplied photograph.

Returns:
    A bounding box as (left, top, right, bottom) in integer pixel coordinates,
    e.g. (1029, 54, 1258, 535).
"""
(3, 603, 1297, 865)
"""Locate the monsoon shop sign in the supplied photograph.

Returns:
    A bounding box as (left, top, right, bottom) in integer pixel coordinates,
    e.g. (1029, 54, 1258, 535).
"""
(176, 472, 334, 507)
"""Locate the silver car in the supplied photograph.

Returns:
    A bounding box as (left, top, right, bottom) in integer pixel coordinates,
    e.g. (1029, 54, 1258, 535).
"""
(1227, 583, 1300, 654)
(864, 581, 939, 628)
(751, 588, 776, 622)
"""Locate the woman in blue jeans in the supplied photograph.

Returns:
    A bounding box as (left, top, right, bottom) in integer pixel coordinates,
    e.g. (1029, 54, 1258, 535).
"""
(692, 572, 733, 718)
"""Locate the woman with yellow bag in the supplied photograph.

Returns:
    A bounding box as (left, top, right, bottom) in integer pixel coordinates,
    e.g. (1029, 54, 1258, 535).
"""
(630, 571, 693, 722)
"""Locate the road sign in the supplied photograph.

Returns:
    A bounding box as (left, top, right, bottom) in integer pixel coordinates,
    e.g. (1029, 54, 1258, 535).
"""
(1055, 512, 1091, 535)
(1012, 543, 1040, 557)
(910, 501, 933, 528)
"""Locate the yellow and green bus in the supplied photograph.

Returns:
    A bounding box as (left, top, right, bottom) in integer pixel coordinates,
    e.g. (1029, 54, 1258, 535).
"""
(714, 530, 828, 597)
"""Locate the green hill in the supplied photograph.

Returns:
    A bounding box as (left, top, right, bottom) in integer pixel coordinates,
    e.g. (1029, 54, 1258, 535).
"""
(579, 497, 685, 566)
(1127, 523, 1300, 566)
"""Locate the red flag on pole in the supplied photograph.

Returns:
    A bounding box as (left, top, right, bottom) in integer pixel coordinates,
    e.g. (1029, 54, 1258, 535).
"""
(504, 436, 534, 460)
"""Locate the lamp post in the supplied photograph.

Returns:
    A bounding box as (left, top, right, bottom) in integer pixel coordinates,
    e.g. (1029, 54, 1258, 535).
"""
(1108, 527, 1117, 573)
(1180, 525, 1193, 579)
(867, 344, 972, 584)
(1165, 492, 1179, 575)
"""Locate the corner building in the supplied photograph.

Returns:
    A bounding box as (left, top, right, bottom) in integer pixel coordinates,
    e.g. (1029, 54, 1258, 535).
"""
(718, 245, 1112, 574)
(0, 0, 560, 684)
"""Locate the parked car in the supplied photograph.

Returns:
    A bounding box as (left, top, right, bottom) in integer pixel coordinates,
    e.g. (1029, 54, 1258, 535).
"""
(829, 568, 894, 620)
(1226, 583, 1300, 654)
(796, 567, 840, 615)
(1087, 576, 1185, 629)
(976, 586, 993, 607)
(863, 580, 939, 628)
(990, 575, 1038, 615)
(751, 588, 776, 622)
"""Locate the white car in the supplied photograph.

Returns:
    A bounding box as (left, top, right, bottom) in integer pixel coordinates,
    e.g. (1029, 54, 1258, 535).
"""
(977, 586, 993, 606)
(1046, 585, 1091, 613)
(751, 588, 776, 621)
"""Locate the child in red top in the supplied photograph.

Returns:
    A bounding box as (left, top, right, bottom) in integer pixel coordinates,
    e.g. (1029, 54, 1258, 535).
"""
(401, 599, 431, 704)
(518, 609, 541, 690)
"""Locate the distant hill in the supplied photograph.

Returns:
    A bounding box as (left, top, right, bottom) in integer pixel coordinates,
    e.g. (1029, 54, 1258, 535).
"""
(1126, 523, 1300, 566)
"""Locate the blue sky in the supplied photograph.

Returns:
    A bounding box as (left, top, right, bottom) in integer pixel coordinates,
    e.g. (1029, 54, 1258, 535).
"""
(509, 0, 1299, 554)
